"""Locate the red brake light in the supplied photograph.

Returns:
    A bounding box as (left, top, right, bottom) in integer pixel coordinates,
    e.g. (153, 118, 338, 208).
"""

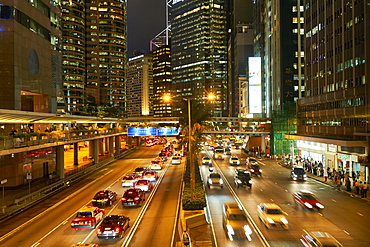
(134, 197, 140, 200)
(92, 199, 96, 202)
(97, 227, 102, 234)
(128, 191, 133, 194)
(121, 198, 126, 201)
(103, 198, 108, 201)
(114, 227, 120, 233)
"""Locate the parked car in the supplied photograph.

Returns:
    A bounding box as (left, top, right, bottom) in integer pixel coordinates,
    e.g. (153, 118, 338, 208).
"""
(222, 202, 252, 241)
(257, 203, 289, 229)
(121, 188, 145, 207)
(71, 206, 105, 229)
(207, 173, 223, 188)
(91, 190, 117, 206)
(293, 190, 324, 210)
(96, 215, 130, 239)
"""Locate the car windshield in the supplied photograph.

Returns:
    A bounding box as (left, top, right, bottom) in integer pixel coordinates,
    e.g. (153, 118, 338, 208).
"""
(228, 213, 245, 220)
(76, 212, 92, 217)
(239, 173, 250, 179)
(231, 158, 238, 161)
(267, 209, 283, 214)
(251, 164, 260, 169)
(293, 168, 305, 175)
(203, 157, 210, 160)
(173, 156, 180, 159)
(301, 194, 318, 200)
(123, 176, 134, 180)
(249, 159, 257, 162)
(210, 174, 221, 178)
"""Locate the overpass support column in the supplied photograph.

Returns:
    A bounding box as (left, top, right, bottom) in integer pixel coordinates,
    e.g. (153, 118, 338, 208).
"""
(91, 139, 99, 164)
(109, 136, 114, 157)
(99, 139, 104, 156)
(55, 145, 65, 179)
(127, 136, 133, 148)
(89, 141, 94, 158)
(261, 136, 266, 155)
(73, 143, 78, 165)
(115, 136, 121, 156)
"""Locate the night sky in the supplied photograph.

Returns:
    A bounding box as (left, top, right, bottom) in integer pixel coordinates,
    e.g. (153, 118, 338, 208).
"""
(127, 0, 166, 57)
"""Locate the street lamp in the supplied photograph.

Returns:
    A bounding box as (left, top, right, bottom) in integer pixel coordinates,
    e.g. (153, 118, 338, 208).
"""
(163, 93, 216, 194)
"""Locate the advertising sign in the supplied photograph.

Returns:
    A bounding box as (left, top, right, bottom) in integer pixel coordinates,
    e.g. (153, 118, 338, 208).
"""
(128, 127, 180, 136)
(248, 57, 262, 113)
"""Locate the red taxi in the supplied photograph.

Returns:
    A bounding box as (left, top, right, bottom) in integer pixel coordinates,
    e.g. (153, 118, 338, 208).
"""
(71, 206, 105, 229)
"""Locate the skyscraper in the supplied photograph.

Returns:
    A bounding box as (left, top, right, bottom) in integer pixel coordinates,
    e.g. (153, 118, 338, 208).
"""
(0, 0, 62, 113)
(127, 54, 153, 117)
(61, 0, 127, 114)
(289, 0, 370, 176)
(170, 0, 228, 117)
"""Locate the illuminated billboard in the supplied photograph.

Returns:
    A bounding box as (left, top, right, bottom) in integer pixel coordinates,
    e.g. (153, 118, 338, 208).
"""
(127, 127, 180, 136)
(248, 57, 262, 114)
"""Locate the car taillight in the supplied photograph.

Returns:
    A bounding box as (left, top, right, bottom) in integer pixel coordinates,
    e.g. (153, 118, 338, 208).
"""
(134, 197, 140, 200)
(97, 227, 102, 234)
(114, 227, 120, 233)
(92, 199, 96, 202)
(121, 198, 126, 201)
(103, 198, 108, 202)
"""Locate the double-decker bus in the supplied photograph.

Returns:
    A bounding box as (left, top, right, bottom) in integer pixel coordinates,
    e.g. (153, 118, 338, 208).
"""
(213, 146, 225, 160)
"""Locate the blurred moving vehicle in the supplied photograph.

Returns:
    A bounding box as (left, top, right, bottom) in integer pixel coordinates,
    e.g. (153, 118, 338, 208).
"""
(121, 174, 137, 187)
(222, 202, 252, 241)
(133, 167, 148, 177)
(225, 147, 231, 155)
(293, 190, 324, 210)
(247, 163, 262, 177)
(96, 215, 130, 239)
(171, 155, 181, 165)
(257, 203, 289, 229)
(91, 190, 117, 206)
(290, 166, 307, 181)
(207, 173, 223, 188)
(202, 156, 212, 165)
(121, 188, 145, 207)
(246, 158, 258, 165)
(234, 168, 252, 189)
(229, 156, 240, 166)
(71, 206, 105, 229)
(134, 179, 153, 192)
(142, 171, 158, 182)
(301, 230, 343, 247)
(213, 146, 225, 160)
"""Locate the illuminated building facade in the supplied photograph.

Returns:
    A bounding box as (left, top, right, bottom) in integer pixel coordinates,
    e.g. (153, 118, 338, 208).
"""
(127, 54, 153, 117)
(61, 0, 127, 114)
(170, 0, 228, 117)
(0, 0, 63, 113)
(152, 46, 172, 117)
(288, 0, 370, 178)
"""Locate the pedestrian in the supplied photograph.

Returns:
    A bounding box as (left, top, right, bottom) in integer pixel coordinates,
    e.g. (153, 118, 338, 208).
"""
(345, 178, 351, 192)
(336, 179, 342, 191)
(355, 180, 360, 194)
(323, 168, 328, 182)
(10, 127, 17, 136)
(359, 181, 363, 196)
(362, 183, 368, 198)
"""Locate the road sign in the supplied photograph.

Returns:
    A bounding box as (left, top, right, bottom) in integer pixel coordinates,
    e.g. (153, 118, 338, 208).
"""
(27, 173, 32, 180)
(0, 179, 7, 185)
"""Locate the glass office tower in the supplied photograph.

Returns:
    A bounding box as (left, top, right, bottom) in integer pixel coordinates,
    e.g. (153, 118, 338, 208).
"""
(170, 0, 228, 117)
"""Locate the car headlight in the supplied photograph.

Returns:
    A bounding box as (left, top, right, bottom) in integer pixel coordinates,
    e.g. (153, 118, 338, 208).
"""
(249, 180, 252, 184)
(293, 174, 297, 177)
(281, 218, 289, 224)
(316, 203, 324, 209)
(237, 179, 242, 183)
(226, 224, 234, 235)
(266, 217, 274, 223)
(304, 202, 313, 208)
(303, 174, 307, 177)
(208, 178, 212, 184)
(220, 179, 223, 184)
(244, 225, 252, 235)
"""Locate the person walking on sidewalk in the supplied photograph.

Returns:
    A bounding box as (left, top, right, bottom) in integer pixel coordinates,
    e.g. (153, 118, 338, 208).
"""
(355, 180, 360, 194)
(324, 168, 328, 182)
(362, 183, 368, 198)
(345, 178, 351, 192)
(336, 179, 342, 191)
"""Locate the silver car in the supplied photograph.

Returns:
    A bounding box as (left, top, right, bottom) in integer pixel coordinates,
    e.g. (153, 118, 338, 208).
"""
(207, 172, 223, 188)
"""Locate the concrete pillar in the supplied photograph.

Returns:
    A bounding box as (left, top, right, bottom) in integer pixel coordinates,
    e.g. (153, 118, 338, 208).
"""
(115, 136, 121, 155)
(261, 136, 266, 154)
(109, 136, 114, 157)
(73, 143, 78, 165)
(89, 140, 94, 158)
(127, 136, 133, 148)
(55, 145, 65, 179)
(99, 139, 104, 156)
(91, 139, 99, 164)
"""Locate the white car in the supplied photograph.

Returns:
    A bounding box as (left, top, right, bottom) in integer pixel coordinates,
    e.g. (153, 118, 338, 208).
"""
(229, 156, 240, 166)
(257, 203, 288, 229)
(171, 155, 181, 165)
(121, 174, 137, 187)
(150, 160, 162, 170)
(207, 173, 223, 188)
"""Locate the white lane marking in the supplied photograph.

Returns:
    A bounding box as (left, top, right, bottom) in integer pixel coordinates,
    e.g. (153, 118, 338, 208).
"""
(343, 230, 350, 235)
(357, 212, 363, 216)
(0, 170, 114, 243)
(331, 199, 337, 202)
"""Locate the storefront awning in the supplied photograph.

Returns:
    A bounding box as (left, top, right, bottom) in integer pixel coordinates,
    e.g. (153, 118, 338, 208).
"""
(285, 134, 367, 147)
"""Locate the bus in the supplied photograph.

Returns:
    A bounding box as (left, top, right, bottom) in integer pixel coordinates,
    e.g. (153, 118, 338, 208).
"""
(213, 147, 225, 160)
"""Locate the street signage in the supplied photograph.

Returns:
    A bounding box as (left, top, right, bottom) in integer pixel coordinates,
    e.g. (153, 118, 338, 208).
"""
(1, 179, 7, 185)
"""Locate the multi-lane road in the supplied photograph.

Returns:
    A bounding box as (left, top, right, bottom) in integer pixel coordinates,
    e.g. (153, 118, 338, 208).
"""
(0, 144, 369, 247)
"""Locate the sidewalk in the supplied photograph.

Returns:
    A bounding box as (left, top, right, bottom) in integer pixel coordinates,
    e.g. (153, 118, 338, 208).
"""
(272, 159, 370, 202)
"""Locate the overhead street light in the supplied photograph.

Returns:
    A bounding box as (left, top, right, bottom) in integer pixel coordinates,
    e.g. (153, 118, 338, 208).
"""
(163, 93, 216, 194)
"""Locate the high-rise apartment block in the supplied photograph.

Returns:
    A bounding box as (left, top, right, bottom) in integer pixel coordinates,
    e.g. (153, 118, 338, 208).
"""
(127, 54, 153, 117)
(170, 0, 228, 117)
